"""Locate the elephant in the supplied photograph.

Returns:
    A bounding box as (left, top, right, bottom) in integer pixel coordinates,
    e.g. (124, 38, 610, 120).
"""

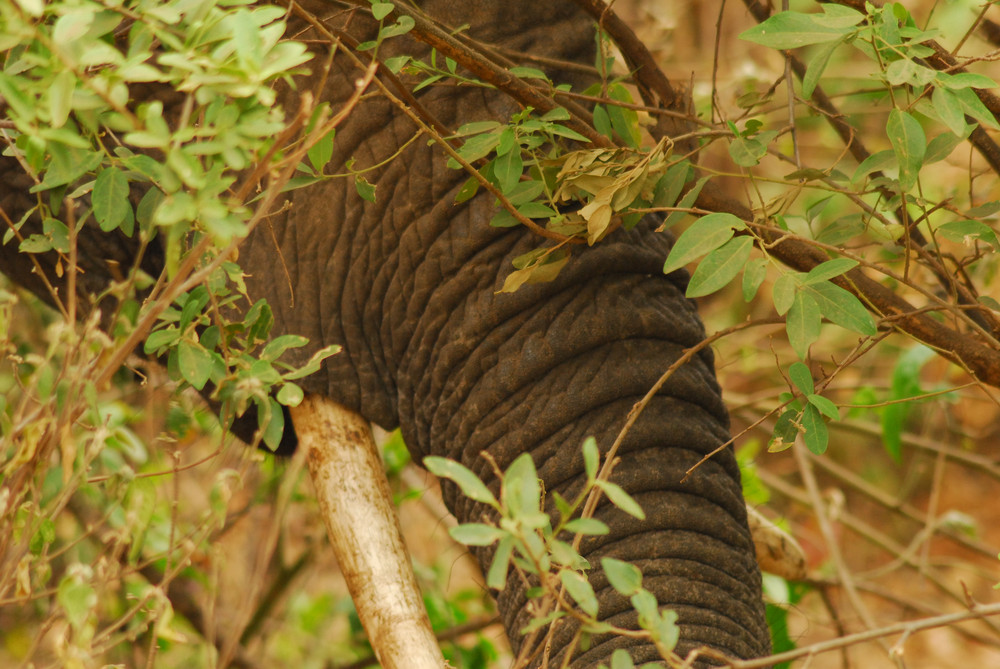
(0, 1, 770, 667)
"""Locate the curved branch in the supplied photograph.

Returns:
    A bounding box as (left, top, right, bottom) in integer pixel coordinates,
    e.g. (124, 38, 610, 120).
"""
(696, 182, 1000, 387)
(568, 0, 681, 110)
(334, 0, 610, 148)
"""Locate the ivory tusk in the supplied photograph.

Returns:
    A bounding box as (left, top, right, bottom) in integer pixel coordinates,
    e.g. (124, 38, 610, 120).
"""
(291, 395, 445, 669)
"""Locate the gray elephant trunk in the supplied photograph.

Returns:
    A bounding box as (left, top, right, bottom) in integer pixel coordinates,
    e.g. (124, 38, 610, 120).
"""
(389, 216, 769, 666)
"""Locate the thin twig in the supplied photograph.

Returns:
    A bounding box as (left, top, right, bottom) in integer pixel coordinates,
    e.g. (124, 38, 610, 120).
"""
(723, 600, 1000, 668)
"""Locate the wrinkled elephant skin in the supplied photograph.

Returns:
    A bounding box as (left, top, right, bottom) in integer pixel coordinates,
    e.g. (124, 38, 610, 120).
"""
(0, 2, 770, 667)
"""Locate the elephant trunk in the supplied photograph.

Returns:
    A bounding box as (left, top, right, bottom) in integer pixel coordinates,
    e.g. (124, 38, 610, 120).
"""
(390, 215, 770, 666)
(236, 3, 771, 664)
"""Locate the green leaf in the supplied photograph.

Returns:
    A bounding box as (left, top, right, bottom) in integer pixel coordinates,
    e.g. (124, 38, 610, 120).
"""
(953, 87, 999, 130)
(818, 213, 866, 245)
(276, 382, 304, 407)
(29, 519, 56, 555)
(549, 539, 587, 568)
(281, 344, 340, 380)
(546, 123, 590, 142)
(601, 557, 643, 596)
(980, 295, 1000, 312)
(449, 523, 505, 546)
(800, 404, 828, 454)
(769, 408, 800, 453)
(788, 361, 814, 395)
(249, 359, 282, 386)
(925, 131, 966, 164)
(803, 37, 843, 98)
(541, 107, 570, 122)
(729, 135, 772, 167)
(662, 175, 709, 231)
(808, 393, 840, 420)
(504, 453, 541, 518)
(932, 87, 969, 137)
(881, 345, 934, 462)
(739, 10, 858, 50)
(886, 109, 926, 191)
(494, 149, 524, 194)
(937, 220, 999, 249)
(371, 2, 394, 20)
(565, 518, 609, 536)
(355, 175, 376, 203)
(804, 280, 877, 335)
(583, 436, 599, 480)
(454, 176, 480, 204)
(593, 104, 613, 141)
(423, 456, 499, 508)
(662, 213, 745, 275)
(938, 72, 998, 90)
(379, 14, 414, 40)
(32, 144, 102, 192)
(610, 649, 637, 669)
(806, 196, 833, 223)
(490, 209, 519, 229)
(742, 257, 768, 302)
(772, 273, 800, 315)
(383, 55, 410, 73)
(786, 292, 821, 359)
(504, 179, 545, 206)
(595, 480, 645, 520)
(499, 252, 569, 292)
(487, 536, 514, 589)
(41, 218, 70, 253)
(57, 573, 97, 632)
(455, 130, 502, 165)
(455, 121, 502, 137)
(144, 328, 179, 354)
(510, 66, 549, 80)
(852, 149, 896, 183)
(497, 127, 517, 156)
(966, 201, 1000, 218)
(307, 128, 335, 173)
(686, 236, 753, 297)
(261, 334, 309, 361)
(521, 610, 567, 635)
(19, 234, 52, 254)
(607, 84, 641, 149)
(0, 74, 34, 120)
(630, 589, 659, 622)
(651, 609, 680, 651)
(812, 4, 867, 28)
(49, 69, 75, 129)
(177, 340, 214, 391)
(652, 162, 690, 211)
(553, 492, 574, 520)
(13, 0, 43, 17)
(803, 258, 857, 285)
(516, 202, 556, 219)
(260, 398, 285, 451)
(886, 59, 936, 87)
(560, 570, 598, 617)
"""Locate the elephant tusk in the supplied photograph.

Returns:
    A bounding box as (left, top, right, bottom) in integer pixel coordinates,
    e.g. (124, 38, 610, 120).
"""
(290, 395, 446, 669)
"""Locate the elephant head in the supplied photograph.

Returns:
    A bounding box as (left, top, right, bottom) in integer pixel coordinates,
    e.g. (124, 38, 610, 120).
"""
(0, 1, 769, 666)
